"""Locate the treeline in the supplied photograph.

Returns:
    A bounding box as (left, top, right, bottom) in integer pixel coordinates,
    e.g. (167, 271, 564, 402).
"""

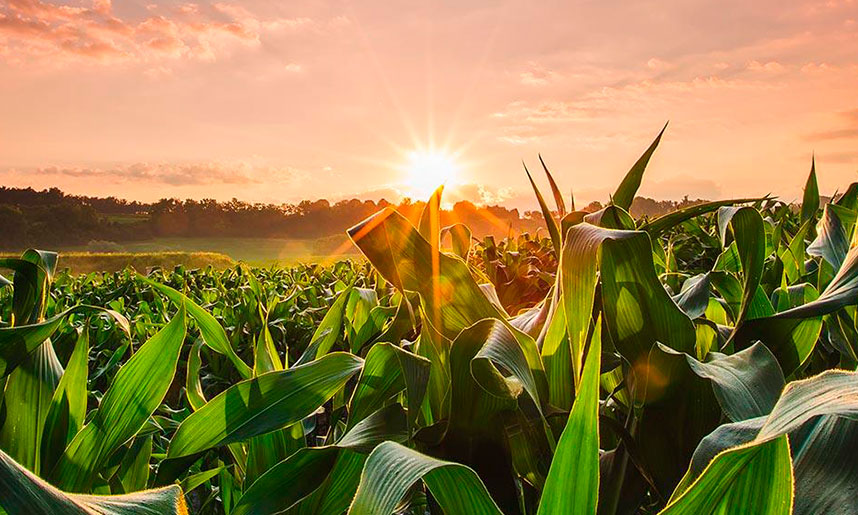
(0, 186, 708, 250)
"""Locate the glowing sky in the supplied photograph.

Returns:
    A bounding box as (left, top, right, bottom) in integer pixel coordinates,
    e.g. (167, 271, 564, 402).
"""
(1, 0, 856, 209)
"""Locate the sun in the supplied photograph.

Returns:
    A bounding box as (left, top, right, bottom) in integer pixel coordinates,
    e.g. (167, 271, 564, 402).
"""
(402, 149, 460, 199)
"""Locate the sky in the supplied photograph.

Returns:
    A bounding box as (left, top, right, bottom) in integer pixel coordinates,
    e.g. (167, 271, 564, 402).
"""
(0, 0, 857, 210)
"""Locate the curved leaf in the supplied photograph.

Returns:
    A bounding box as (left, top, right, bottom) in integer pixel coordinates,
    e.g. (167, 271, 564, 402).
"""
(348, 208, 503, 340)
(538, 318, 601, 514)
(52, 307, 187, 492)
(235, 404, 408, 515)
(612, 123, 667, 210)
(142, 276, 252, 379)
(0, 449, 187, 515)
(348, 342, 430, 431)
(348, 441, 503, 515)
(660, 436, 792, 514)
(168, 352, 363, 458)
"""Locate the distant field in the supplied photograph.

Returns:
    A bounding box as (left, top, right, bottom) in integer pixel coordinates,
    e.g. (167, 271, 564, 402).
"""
(2, 235, 362, 274)
(0, 251, 236, 275)
(117, 235, 359, 263)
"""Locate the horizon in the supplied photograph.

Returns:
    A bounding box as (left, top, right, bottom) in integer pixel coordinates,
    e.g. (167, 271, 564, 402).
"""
(1, 0, 857, 211)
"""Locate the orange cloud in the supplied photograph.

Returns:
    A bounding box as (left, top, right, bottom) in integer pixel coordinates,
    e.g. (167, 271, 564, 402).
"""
(23, 161, 301, 186)
(0, 0, 304, 66)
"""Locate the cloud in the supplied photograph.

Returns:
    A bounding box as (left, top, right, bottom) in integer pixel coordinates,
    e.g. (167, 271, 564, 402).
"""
(0, 0, 309, 67)
(821, 151, 858, 164)
(800, 62, 838, 73)
(23, 161, 301, 186)
(518, 62, 559, 86)
(492, 74, 771, 129)
(807, 108, 858, 140)
(646, 58, 674, 71)
(809, 128, 858, 140)
(746, 60, 786, 72)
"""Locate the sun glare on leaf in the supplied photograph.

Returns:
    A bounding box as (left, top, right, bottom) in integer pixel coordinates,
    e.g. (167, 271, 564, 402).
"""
(403, 150, 460, 199)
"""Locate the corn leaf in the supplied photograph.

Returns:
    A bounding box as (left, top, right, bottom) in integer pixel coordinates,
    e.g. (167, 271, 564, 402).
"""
(442, 223, 472, 259)
(612, 123, 667, 210)
(235, 404, 408, 515)
(41, 328, 90, 475)
(347, 342, 429, 431)
(640, 198, 762, 237)
(538, 154, 567, 218)
(524, 162, 562, 256)
(717, 206, 766, 331)
(348, 441, 503, 515)
(348, 208, 503, 340)
(659, 436, 793, 514)
(167, 352, 363, 458)
(0, 449, 187, 515)
(537, 318, 601, 514)
(51, 308, 187, 492)
(801, 157, 819, 225)
(142, 276, 252, 379)
(671, 342, 785, 422)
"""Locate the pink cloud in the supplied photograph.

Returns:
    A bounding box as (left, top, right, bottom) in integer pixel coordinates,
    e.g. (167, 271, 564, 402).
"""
(746, 60, 786, 72)
(20, 161, 302, 186)
(0, 0, 305, 67)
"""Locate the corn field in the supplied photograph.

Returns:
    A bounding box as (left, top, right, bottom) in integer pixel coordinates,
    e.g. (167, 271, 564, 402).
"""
(2, 127, 858, 514)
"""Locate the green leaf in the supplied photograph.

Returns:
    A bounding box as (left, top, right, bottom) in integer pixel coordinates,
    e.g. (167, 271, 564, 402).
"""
(539, 154, 567, 218)
(253, 322, 282, 375)
(442, 223, 473, 259)
(185, 337, 207, 411)
(584, 205, 636, 230)
(0, 341, 62, 475)
(142, 276, 252, 379)
(234, 404, 408, 515)
(348, 441, 503, 515)
(677, 370, 858, 514)
(808, 203, 852, 270)
(348, 208, 504, 340)
(539, 286, 574, 410)
(470, 319, 548, 415)
(0, 305, 128, 379)
(41, 328, 90, 475)
(118, 435, 152, 493)
(296, 284, 353, 366)
(672, 273, 712, 320)
(246, 422, 304, 487)
(801, 157, 819, 225)
(659, 436, 793, 514)
(51, 308, 187, 492)
(791, 415, 858, 515)
(640, 199, 763, 237)
(735, 244, 858, 374)
(418, 185, 444, 245)
(561, 223, 694, 386)
(447, 319, 518, 436)
(675, 342, 785, 422)
(612, 123, 667, 210)
(413, 322, 451, 424)
(345, 288, 380, 353)
(717, 206, 766, 331)
(780, 218, 814, 284)
(524, 162, 563, 255)
(0, 449, 188, 515)
(167, 352, 363, 458)
(538, 317, 601, 514)
(347, 342, 430, 431)
(179, 466, 225, 495)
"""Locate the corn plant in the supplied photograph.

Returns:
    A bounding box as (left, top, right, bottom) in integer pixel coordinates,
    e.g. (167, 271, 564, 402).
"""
(3, 127, 858, 514)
